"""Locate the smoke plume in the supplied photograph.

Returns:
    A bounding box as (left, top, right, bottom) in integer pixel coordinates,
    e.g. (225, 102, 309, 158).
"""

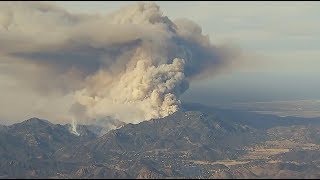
(0, 2, 239, 125)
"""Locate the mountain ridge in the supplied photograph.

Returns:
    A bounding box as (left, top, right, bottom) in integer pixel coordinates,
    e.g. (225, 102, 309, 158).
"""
(1, 103, 320, 178)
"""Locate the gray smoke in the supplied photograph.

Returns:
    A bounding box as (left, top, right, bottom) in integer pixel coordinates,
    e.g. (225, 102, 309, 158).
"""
(0, 2, 240, 124)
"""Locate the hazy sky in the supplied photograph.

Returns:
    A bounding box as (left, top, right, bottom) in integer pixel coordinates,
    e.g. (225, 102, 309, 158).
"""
(55, 1, 320, 72)
(1, 1, 320, 124)
(55, 1, 320, 104)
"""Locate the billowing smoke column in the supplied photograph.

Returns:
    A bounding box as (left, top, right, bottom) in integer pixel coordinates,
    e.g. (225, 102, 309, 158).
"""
(0, 2, 238, 125)
(75, 56, 188, 123)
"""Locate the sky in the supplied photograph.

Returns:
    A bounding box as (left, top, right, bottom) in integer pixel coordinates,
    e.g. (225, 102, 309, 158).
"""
(55, 1, 320, 104)
(0, 1, 320, 124)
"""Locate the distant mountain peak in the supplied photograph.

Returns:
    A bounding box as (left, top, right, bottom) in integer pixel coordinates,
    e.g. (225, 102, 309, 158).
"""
(22, 117, 52, 126)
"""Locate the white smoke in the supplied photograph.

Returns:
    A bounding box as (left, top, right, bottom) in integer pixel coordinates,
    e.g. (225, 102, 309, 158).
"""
(75, 53, 188, 123)
(0, 2, 240, 125)
(70, 118, 80, 136)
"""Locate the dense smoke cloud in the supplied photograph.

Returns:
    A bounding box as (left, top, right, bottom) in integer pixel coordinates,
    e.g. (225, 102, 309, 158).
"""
(0, 2, 239, 124)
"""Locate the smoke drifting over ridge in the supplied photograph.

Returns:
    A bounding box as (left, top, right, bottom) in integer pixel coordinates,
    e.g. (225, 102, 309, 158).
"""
(0, 2, 239, 124)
